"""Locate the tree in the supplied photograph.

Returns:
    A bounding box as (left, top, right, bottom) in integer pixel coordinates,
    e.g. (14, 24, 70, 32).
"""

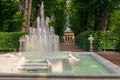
(94, 0, 120, 31)
(70, 0, 94, 35)
(31, 0, 66, 37)
(69, 0, 120, 35)
(108, 7, 120, 30)
(53, 0, 66, 37)
(0, 0, 3, 31)
(94, 0, 109, 31)
(0, 0, 22, 32)
(22, 0, 32, 32)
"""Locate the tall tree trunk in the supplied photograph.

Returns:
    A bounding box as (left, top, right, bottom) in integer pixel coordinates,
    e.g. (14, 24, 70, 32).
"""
(83, 10, 88, 31)
(22, 0, 32, 32)
(101, 0, 109, 31)
(0, 0, 3, 31)
(94, 0, 102, 31)
(94, 0, 109, 31)
(28, 0, 32, 27)
(80, 10, 88, 32)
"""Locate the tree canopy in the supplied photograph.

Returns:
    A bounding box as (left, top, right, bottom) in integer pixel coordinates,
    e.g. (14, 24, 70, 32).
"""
(69, 0, 120, 35)
(0, 0, 120, 37)
(0, 0, 22, 32)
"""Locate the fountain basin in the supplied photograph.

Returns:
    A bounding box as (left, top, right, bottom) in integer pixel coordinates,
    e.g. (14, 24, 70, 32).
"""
(0, 52, 120, 80)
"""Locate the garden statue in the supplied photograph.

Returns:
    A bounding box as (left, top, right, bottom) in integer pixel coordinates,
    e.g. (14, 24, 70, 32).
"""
(88, 34, 94, 52)
(19, 37, 24, 52)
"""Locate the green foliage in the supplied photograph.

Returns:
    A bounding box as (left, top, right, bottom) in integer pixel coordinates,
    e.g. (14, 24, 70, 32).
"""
(31, 0, 66, 37)
(43, 0, 57, 18)
(45, 0, 66, 37)
(100, 31, 120, 51)
(70, 0, 120, 34)
(69, 0, 95, 35)
(0, 0, 23, 32)
(108, 10, 120, 31)
(75, 31, 120, 51)
(75, 31, 94, 51)
(0, 32, 26, 52)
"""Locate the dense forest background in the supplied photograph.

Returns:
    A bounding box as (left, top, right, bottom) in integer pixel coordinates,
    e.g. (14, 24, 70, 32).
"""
(0, 0, 120, 35)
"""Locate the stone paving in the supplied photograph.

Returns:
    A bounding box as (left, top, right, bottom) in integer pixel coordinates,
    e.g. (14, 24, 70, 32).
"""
(60, 42, 83, 52)
(97, 52, 120, 67)
(60, 42, 120, 67)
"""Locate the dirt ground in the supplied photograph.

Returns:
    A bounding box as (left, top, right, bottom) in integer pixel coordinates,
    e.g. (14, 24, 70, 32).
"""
(97, 51, 120, 67)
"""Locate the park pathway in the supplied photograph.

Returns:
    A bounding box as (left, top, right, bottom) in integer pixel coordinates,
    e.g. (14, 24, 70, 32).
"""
(60, 42, 83, 52)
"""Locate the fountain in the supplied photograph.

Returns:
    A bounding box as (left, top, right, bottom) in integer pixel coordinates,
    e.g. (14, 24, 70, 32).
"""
(20, 2, 59, 53)
(22, 22, 59, 52)
(0, 1, 120, 80)
(17, 1, 79, 72)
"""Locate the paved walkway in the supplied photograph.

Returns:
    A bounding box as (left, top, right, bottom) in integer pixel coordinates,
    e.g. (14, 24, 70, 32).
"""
(60, 42, 83, 52)
(60, 42, 120, 67)
(97, 52, 120, 67)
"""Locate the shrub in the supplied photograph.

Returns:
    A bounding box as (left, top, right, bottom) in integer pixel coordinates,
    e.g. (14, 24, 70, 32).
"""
(75, 31, 94, 51)
(0, 32, 26, 52)
(75, 30, 120, 51)
(100, 30, 120, 51)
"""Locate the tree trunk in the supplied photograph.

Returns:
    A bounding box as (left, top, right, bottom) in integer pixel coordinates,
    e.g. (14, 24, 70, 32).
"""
(94, 0, 102, 31)
(94, 0, 109, 31)
(0, 0, 3, 31)
(83, 10, 88, 31)
(22, 0, 32, 32)
(79, 9, 88, 32)
(101, 0, 109, 31)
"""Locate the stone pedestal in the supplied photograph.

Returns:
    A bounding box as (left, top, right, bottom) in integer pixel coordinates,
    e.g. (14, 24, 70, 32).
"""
(19, 37, 24, 52)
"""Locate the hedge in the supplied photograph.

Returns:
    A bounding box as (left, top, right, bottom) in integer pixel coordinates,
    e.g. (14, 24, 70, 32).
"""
(0, 32, 26, 52)
(75, 30, 120, 51)
(75, 31, 94, 51)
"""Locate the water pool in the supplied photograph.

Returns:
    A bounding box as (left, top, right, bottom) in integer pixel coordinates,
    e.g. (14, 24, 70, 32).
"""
(0, 52, 118, 74)
(66, 55, 110, 74)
